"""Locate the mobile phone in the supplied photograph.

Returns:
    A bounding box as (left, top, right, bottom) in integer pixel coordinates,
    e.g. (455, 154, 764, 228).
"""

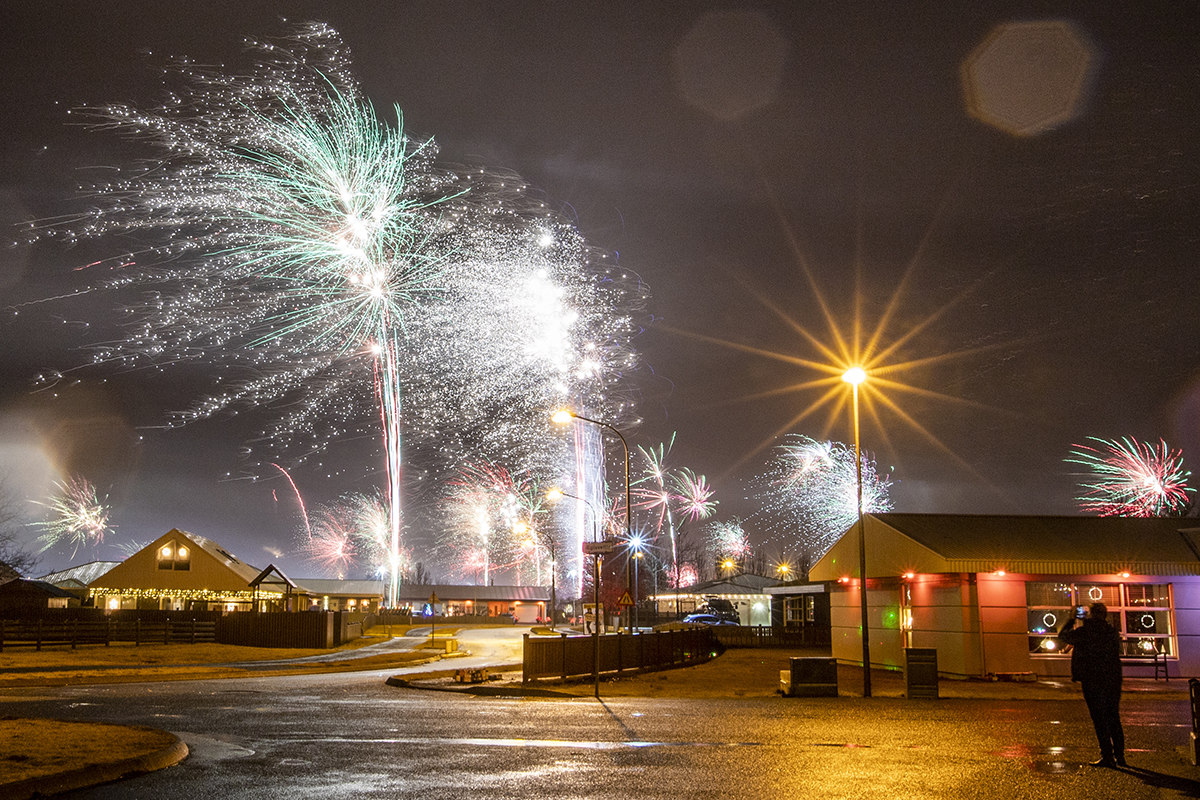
(1075, 605, 1086, 618)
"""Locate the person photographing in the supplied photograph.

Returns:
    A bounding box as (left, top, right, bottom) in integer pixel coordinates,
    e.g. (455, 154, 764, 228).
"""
(1059, 602, 1126, 767)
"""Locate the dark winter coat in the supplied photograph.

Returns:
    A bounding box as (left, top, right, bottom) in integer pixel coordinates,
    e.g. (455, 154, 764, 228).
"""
(1059, 616, 1123, 687)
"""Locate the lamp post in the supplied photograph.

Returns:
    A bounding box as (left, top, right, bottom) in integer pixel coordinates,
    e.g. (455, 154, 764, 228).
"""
(628, 534, 646, 631)
(546, 486, 602, 698)
(842, 365, 872, 698)
(553, 409, 633, 634)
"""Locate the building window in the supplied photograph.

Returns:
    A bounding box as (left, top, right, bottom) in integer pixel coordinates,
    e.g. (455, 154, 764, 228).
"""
(784, 596, 816, 626)
(157, 541, 191, 571)
(1026, 581, 1173, 657)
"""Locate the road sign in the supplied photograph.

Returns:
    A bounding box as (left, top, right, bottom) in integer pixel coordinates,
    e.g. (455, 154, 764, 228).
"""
(429, 591, 440, 605)
(582, 540, 616, 555)
(617, 590, 634, 607)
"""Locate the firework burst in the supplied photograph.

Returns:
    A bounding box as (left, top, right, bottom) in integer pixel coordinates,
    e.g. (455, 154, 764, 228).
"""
(440, 461, 554, 586)
(30, 24, 644, 603)
(303, 491, 410, 579)
(31, 476, 115, 556)
(632, 435, 718, 587)
(752, 435, 892, 564)
(1066, 436, 1194, 517)
(703, 518, 751, 566)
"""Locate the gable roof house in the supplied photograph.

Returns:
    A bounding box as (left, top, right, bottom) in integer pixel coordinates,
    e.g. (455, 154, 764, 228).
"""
(88, 529, 275, 612)
(810, 514, 1200, 679)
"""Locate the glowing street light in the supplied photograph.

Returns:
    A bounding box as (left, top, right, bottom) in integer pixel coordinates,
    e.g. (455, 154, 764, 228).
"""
(842, 365, 872, 698)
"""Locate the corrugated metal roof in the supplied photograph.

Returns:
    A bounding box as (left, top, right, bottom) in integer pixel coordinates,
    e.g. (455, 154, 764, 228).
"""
(39, 561, 121, 585)
(875, 513, 1200, 564)
(395, 584, 550, 603)
(296, 579, 385, 596)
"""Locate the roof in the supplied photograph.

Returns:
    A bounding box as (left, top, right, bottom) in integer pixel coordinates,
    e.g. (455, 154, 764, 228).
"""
(295, 579, 385, 597)
(0, 579, 77, 598)
(88, 529, 263, 592)
(0, 559, 20, 585)
(395, 584, 550, 603)
(810, 514, 1200, 580)
(40, 561, 121, 586)
(653, 573, 780, 598)
(173, 529, 262, 584)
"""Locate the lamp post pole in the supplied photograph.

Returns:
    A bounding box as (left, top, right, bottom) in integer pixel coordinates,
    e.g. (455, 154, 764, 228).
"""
(843, 366, 871, 698)
(547, 486, 603, 699)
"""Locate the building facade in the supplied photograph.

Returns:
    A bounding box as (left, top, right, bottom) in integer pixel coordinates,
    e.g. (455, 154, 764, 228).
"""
(810, 514, 1200, 679)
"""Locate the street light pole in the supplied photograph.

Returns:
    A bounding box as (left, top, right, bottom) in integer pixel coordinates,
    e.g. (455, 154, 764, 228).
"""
(547, 486, 603, 699)
(843, 366, 871, 698)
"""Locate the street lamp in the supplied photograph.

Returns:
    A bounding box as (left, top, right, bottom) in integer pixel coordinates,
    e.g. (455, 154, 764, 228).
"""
(842, 365, 872, 698)
(547, 486, 603, 698)
(627, 533, 647, 630)
(553, 409, 634, 634)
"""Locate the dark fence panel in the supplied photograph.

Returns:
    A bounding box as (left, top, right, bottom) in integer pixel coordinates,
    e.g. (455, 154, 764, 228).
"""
(0, 618, 216, 650)
(0, 608, 223, 623)
(713, 625, 828, 648)
(522, 627, 716, 683)
(216, 611, 336, 649)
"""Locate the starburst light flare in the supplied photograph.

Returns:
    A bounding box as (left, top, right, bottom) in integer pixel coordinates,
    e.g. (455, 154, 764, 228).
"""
(30, 24, 645, 606)
(1066, 437, 1193, 517)
(31, 476, 115, 556)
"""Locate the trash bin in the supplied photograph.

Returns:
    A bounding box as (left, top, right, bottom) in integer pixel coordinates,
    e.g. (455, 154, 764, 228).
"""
(905, 647, 938, 699)
(781, 657, 838, 697)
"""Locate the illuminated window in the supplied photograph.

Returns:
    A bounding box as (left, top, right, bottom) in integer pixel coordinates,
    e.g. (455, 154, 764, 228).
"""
(156, 540, 192, 571)
(1026, 581, 1174, 657)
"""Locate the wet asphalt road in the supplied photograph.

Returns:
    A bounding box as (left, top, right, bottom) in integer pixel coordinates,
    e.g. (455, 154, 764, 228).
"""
(4, 662, 1199, 800)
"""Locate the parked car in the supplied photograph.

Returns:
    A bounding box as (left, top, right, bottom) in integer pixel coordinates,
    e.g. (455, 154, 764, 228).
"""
(682, 612, 739, 626)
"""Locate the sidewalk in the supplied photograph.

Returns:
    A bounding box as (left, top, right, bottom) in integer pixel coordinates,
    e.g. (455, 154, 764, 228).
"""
(396, 647, 1193, 700)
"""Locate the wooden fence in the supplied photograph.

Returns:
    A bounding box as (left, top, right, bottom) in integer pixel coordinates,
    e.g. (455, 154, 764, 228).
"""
(522, 626, 717, 683)
(712, 625, 828, 648)
(216, 611, 338, 649)
(0, 618, 216, 651)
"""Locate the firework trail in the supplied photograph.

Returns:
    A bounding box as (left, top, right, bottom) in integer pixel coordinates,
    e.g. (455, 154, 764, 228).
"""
(31, 476, 115, 556)
(1066, 437, 1193, 517)
(752, 435, 892, 565)
(271, 463, 312, 539)
(30, 24, 645, 603)
(633, 435, 717, 587)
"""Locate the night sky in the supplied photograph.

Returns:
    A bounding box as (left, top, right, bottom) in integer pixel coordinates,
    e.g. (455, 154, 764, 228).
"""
(1, 2, 1197, 579)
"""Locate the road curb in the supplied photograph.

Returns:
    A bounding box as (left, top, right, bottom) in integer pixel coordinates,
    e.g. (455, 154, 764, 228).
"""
(2, 723, 188, 800)
(386, 664, 568, 697)
(387, 675, 575, 698)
